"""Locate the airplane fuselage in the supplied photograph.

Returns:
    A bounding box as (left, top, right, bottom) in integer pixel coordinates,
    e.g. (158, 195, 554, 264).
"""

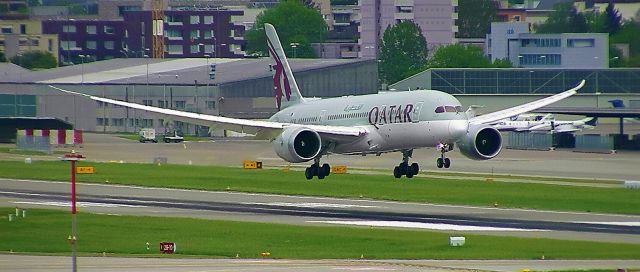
(269, 90, 469, 154)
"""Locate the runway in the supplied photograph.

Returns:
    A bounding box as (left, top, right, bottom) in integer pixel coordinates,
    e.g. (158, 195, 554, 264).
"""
(2, 179, 639, 244)
(2, 255, 640, 272)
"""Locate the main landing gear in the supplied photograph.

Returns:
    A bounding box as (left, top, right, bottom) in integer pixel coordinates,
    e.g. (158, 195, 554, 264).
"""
(393, 149, 419, 179)
(436, 143, 452, 169)
(305, 157, 330, 180)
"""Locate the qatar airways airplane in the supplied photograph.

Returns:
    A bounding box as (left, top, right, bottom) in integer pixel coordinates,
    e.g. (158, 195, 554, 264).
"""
(51, 23, 585, 180)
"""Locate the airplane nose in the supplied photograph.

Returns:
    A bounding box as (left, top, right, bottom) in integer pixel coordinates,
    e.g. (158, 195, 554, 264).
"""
(448, 120, 468, 138)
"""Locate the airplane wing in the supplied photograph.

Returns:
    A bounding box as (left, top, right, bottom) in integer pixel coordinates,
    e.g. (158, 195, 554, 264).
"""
(469, 80, 585, 125)
(49, 86, 367, 140)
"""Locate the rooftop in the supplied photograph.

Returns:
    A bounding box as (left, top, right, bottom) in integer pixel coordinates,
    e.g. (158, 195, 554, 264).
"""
(0, 57, 370, 86)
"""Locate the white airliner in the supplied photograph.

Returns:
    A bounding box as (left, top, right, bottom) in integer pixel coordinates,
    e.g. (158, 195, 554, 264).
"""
(50, 24, 586, 180)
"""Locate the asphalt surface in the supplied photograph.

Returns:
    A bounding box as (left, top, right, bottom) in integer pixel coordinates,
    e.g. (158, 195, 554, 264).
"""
(2, 255, 640, 272)
(2, 179, 639, 244)
(2, 132, 640, 271)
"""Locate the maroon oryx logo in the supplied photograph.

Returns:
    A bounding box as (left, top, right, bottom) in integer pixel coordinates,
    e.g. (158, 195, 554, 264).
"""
(267, 39, 292, 110)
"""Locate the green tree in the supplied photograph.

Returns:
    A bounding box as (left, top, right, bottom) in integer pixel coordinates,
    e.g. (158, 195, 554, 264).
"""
(492, 58, 513, 68)
(611, 21, 640, 59)
(603, 2, 622, 35)
(379, 21, 428, 84)
(10, 51, 57, 70)
(457, 0, 498, 38)
(535, 2, 588, 33)
(428, 44, 492, 68)
(0, 51, 6, 62)
(244, 0, 327, 58)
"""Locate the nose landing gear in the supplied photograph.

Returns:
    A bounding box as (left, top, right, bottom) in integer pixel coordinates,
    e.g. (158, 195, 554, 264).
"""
(436, 143, 452, 169)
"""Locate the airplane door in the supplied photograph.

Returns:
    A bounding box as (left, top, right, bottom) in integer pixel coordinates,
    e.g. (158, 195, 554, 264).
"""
(319, 110, 326, 124)
(412, 102, 424, 123)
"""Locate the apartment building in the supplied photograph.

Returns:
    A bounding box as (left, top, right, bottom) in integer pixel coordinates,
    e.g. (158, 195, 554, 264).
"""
(123, 9, 245, 58)
(0, 19, 59, 62)
(359, 0, 458, 59)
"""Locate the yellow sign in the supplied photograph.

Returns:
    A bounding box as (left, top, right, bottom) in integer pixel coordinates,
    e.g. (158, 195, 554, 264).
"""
(76, 166, 95, 174)
(331, 166, 347, 174)
(243, 161, 262, 169)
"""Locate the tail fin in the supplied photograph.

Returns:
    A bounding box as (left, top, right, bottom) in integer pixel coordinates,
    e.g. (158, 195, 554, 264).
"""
(585, 117, 598, 127)
(265, 23, 305, 110)
(608, 99, 625, 108)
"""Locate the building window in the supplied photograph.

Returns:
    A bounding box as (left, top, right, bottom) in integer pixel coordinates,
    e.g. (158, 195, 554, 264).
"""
(396, 6, 412, 13)
(190, 29, 200, 39)
(86, 40, 97, 50)
(567, 38, 594, 48)
(97, 118, 109, 126)
(104, 40, 114, 50)
(143, 99, 153, 106)
(190, 15, 200, 24)
(166, 29, 182, 40)
(207, 101, 216, 109)
(112, 118, 124, 126)
(118, 5, 141, 17)
(20, 24, 26, 34)
(521, 38, 560, 48)
(1, 26, 12, 34)
(190, 44, 199, 53)
(104, 25, 115, 34)
(175, 100, 186, 109)
(519, 54, 561, 66)
(60, 40, 76, 50)
(158, 100, 168, 108)
(63, 25, 76, 33)
(167, 44, 183, 54)
(86, 25, 96, 34)
(204, 16, 214, 24)
(204, 30, 212, 39)
(166, 15, 184, 24)
(512, 15, 521, 21)
(48, 39, 53, 51)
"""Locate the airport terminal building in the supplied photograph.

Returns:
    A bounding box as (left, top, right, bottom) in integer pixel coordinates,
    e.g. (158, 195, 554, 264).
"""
(0, 57, 377, 135)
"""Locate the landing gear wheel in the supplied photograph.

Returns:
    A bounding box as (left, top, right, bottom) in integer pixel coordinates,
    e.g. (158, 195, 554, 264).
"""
(444, 158, 451, 168)
(393, 166, 401, 179)
(317, 169, 326, 180)
(305, 167, 314, 180)
(410, 163, 419, 176)
(322, 163, 330, 177)
(437, 158, 444, 168)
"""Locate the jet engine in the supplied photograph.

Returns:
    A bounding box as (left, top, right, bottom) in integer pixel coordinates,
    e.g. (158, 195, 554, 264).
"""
(274, 127, 322, 163)
(456, 124, 502, 160)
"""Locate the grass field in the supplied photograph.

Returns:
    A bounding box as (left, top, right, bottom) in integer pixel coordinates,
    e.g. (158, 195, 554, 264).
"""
(0, 160, 639, 215)
(0, 147, 66, 156)
(2, 208, 640, 259)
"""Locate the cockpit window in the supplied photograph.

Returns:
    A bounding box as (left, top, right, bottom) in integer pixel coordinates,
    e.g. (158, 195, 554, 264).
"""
(435, 106, 445, 113)
(445, 106, 456, 112)
(455, 106, 463, 113)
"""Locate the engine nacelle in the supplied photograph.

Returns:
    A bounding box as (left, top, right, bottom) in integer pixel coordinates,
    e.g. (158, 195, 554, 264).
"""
(274, 127, 322, 163)
(456, 124, 502, 160)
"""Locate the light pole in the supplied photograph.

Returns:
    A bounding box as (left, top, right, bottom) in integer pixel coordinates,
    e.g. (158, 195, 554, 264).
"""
(529, 70, 534, 93)
(78, 54, 86, 84)
(290, 42, 299, 58)
(61, 151, 85, 272)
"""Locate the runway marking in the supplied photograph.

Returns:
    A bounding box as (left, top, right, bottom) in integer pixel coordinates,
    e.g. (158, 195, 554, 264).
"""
(12, 201, 146, 209)
(244, 202, 379, 209)
(310, 220, 546, 232)
(4, 179, 640, 219)
(577, 221, 640, 226)
(332, 268, 397, 271)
